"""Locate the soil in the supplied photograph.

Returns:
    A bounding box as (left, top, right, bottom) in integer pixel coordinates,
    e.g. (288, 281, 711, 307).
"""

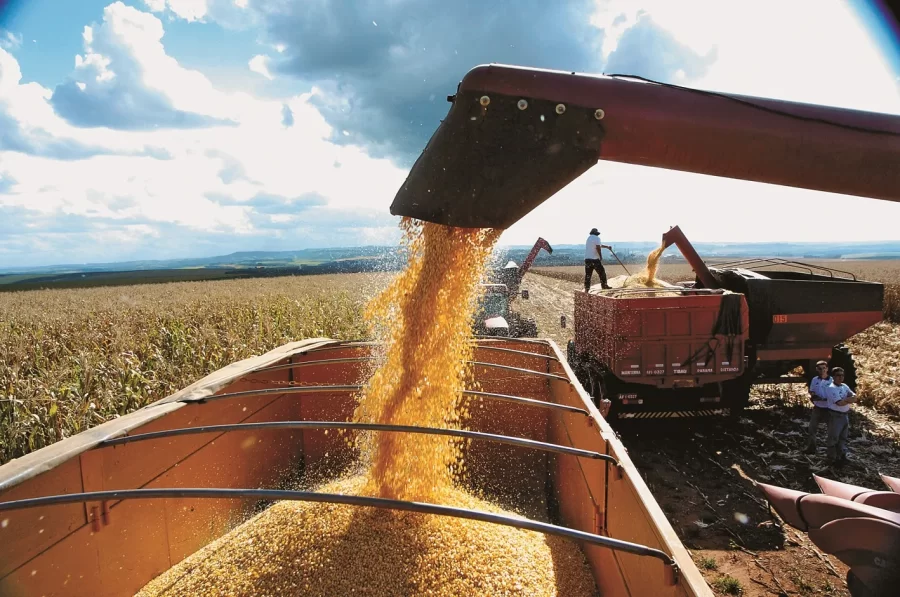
(515, 272, 900, 597)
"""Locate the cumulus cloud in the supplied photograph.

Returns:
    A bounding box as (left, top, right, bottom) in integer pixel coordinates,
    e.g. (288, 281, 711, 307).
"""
(50, 2, 237, 130)
(249, 0, 606, 164)
(142, 0, 167, 11)
(209, 191, 327, 213)
(604, 13, 717, 81)
(0, 47, 152, 159)
(242, 0, 720, 166)
(0, 3, 410, 267)
(249, 54, 274, 80)
(142, 0, 207, 22)
(1, 30, 22, 50)
(143, 0, 255, 29)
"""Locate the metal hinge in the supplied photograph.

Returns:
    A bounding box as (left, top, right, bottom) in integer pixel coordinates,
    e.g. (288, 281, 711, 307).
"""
(89, 501, 110, 533)
(593, 504, 605, 534)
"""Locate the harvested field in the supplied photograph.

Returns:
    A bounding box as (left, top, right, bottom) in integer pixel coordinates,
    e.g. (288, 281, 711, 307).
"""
(517, 268, 900, 597)
(533, 259, 900, 322)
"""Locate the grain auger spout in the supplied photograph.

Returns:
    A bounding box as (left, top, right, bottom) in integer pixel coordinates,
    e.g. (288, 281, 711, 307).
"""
(390, 63, 900, 230)
(661, 225, 717, 290)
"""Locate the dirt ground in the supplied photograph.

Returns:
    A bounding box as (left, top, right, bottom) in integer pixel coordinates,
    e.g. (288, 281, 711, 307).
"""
(515, 272, 900, 597)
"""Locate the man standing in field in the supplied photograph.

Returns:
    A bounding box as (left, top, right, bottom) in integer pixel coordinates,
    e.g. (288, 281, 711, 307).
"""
(825, 367, 857, 466)
(584, 228, 612, 291)
(805, 360, 832, 454)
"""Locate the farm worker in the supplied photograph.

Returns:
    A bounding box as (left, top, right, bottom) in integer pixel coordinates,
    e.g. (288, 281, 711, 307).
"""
(805, 360, 832, 454)
(584, 228, 612, 291)
(824, 367, 857, 466)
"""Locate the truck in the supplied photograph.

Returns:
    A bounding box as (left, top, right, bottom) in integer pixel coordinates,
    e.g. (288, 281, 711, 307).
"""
(567, 224, 883, 419)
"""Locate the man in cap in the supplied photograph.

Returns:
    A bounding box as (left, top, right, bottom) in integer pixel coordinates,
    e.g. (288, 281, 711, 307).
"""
(584, 228, 611, 291)
(805, 360, 832, 454)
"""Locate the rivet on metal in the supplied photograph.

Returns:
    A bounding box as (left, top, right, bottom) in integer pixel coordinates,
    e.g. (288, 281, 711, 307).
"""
(555, 103, 566, 114)
(517, 99, 528, 110)
(479, 95, 491, 107)
(594, 108, 606, 120)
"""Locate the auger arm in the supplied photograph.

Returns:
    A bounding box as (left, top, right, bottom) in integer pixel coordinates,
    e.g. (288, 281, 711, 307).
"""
(391, 64, 900, 229)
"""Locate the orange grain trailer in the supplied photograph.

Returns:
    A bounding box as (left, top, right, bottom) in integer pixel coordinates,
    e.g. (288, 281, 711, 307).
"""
(0, 338, 712, 596)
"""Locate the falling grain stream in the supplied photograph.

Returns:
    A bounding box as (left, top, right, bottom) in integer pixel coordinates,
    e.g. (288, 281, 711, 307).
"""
(137, 219, 599, 597)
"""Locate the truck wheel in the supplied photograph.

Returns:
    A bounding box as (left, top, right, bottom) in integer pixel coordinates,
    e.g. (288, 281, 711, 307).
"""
(721, 377, 752, 419)
(830, 344, 858, 392)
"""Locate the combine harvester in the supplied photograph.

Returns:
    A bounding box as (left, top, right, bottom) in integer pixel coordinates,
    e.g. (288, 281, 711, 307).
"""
(567, 223, 884, 420)
(1, 64, 898, 596)
(475, 237, 552, 338)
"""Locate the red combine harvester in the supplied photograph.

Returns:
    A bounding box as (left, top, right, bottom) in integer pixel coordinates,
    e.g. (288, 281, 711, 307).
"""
(475, 237, 552, 337)
(568, 224, 883, 419)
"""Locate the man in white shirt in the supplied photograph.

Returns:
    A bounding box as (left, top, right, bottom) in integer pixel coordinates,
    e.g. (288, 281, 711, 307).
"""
(805, 360, 832, 454)
(584, 228, 612, 291)
(825, 367, 857, 465)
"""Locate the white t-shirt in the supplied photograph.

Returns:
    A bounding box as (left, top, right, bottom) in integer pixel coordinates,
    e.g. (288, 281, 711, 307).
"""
(585, 235, 602, 259)
(825, 382, 855, 413)
(809, 376, 832, 407)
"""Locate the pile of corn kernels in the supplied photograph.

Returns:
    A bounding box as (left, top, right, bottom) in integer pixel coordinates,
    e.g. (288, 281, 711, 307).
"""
(136, 474, 599, 597)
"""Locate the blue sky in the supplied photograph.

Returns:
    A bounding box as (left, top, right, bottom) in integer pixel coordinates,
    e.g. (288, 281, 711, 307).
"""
(0, 0, 899, 267)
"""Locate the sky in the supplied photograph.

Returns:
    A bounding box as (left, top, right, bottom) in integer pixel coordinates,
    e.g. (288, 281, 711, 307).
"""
(0, 0, 899, 268)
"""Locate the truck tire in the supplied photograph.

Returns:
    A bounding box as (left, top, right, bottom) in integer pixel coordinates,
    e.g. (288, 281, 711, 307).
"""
(721, 376, 753, 418)
(830, 344, 858, 392)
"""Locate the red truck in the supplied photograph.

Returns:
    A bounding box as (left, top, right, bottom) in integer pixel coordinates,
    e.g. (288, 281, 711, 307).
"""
(567, 225, 883, 419)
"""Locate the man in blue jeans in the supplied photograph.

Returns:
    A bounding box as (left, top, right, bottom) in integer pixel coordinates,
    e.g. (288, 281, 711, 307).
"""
(825, 367, 857, 466)
(805, 360, 832, 454)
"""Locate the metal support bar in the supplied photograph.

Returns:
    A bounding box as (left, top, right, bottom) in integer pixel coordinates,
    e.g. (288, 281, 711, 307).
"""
(183, 385, 584, 417)
(192, 385, 364, 404)
(298, 342, 379, 356)
(461, 390, 588, 416)
(473, 346, 559, 362)
(251, 358, 564, 381)
(99, 421, 616, 463)
(0, 488, 678, 575)
(472, 336, 550, 346)
(469, 361, 570, 382)
(253, 358, 373, 375)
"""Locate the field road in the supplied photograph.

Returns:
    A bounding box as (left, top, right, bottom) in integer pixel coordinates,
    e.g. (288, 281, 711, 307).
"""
(515, 271, 900, 597)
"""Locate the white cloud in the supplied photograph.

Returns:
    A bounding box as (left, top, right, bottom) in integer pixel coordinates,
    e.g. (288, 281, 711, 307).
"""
(248, 54, 273, 80)
(142, 0, 166, 11)
(143, 0, 208, 21)
(4, 0, 900, 268)
(493, 0, 900, 246)
(0, 6, 408, 266)
(593, 0, 900, 115)
(0, 30, 22, 50)
(167, 0, 209, 22)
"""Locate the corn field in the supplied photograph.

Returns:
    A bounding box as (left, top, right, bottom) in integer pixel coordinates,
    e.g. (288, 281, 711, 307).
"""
(0, 274, 389, 465)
